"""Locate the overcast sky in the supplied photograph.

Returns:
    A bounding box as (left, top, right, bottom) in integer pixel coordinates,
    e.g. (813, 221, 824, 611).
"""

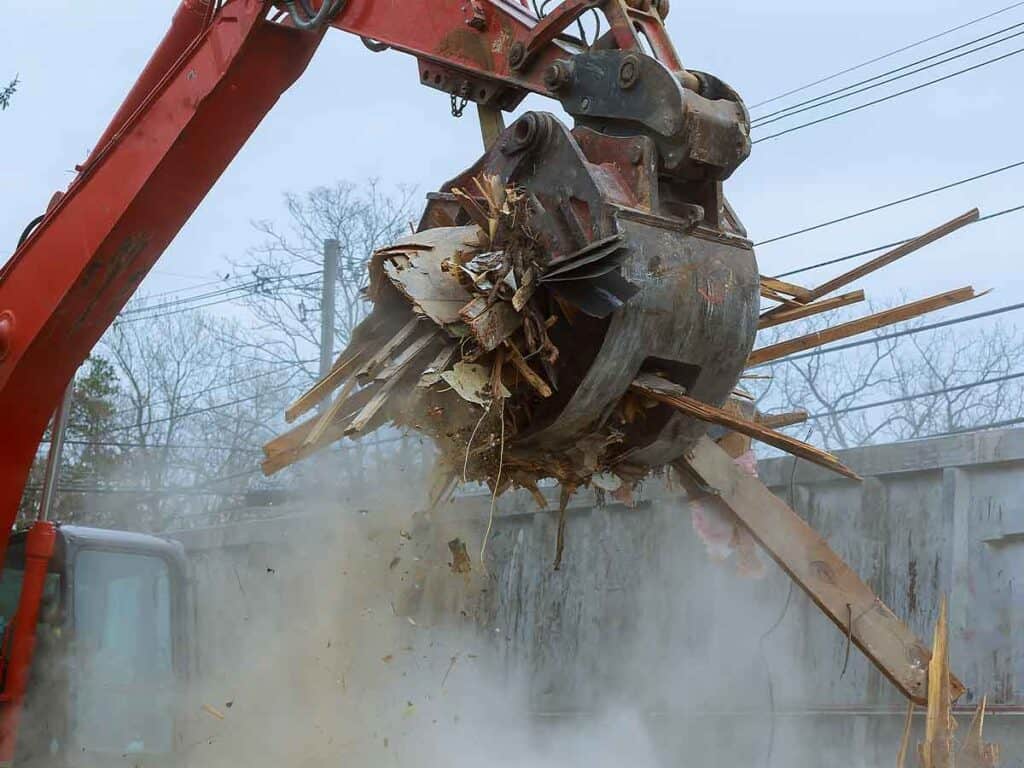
(4, 0, 1023, 320)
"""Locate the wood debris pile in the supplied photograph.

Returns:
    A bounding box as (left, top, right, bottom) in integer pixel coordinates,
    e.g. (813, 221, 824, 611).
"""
(263, 192, 987, 506)
(899, 598, 1001, 768)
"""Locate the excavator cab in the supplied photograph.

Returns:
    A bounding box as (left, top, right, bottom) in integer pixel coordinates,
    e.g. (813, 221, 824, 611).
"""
(1, 526, 190, 766)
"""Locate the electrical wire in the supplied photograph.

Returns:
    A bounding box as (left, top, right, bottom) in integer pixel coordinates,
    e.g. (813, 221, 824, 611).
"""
(752, 43, 1024, 144)
(752, 24, 1024, 128)
(71, 380, 300, 434)
(752, 20, 1024, 122)
(770, 200, 1024, 279)
(105, 360, 314, 419)
(803, 370, 1024, 420)
(749, 0, 1024, 110)
(119, 270, 320, 318)
(755, 160, 1024, 247)
(753, 301, 1024, 369)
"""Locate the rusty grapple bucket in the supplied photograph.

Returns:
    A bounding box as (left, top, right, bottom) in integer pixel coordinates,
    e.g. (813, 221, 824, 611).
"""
(267, 54, 758, 494)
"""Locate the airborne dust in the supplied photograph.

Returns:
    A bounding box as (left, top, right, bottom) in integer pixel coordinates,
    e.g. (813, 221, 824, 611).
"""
(180, 466, 881, 767)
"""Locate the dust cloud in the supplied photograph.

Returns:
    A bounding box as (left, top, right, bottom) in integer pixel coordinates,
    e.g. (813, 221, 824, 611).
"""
(180, 474, 839, 768)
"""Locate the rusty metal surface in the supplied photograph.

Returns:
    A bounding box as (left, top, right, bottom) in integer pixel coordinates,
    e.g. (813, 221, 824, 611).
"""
(557, 50, 751, 181)
(420, 112, 758, 466)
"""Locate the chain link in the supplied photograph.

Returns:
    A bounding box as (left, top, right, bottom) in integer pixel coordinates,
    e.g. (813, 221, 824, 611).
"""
(450, 92, 469, 119)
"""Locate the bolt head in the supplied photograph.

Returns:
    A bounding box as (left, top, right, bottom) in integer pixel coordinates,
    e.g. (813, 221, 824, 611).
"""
(0, 311, 13, 362)
(618, 55, 641, 89)
(543, 60, 573, 91)
(508, 41, 526, 70)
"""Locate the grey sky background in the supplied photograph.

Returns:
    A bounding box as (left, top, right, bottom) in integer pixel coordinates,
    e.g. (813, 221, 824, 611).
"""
(3, 0, 1023, 319)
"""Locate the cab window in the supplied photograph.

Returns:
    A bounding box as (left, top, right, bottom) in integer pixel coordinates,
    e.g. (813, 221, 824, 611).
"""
(72, 550, 174, 756)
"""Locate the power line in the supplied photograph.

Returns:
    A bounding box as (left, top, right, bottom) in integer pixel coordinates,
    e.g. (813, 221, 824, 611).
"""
(752, 44, 1024, 145)
(73, 380, 299, 434)
(770, 200, 1024, 279)
(755, 160, 1024, 247)
(47, 439, 265, 453)
(749, 1, 1024, 109)
(106, 359, 314, 419)
(118, 270, 320, 320)
(753, 300, 1024, 369)
(803, 370, 1024, 420)
(752, 24, 1024, 128)
(930, 415, 1024, 437)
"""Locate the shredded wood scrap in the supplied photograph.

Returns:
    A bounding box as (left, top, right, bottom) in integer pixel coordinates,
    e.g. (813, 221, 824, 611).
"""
(264, 183, 987, 504)
(914, 597, 1001, 768)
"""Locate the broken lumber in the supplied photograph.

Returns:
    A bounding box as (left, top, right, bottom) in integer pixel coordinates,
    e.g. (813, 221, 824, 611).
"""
(807, 209, 978, 301)
(748, 287, 981, 367)
(284, 345, 367, 423)
(630, 374, 860, 480)
(357, 316, 422, 381)
(759, 290, 865, 329)
(459, 296, 523, 351)
(757, 410, 809, 429)
(760, 275, 812, 302)
(683, 436, 965, 705)
(921, 598, 955, 768)
(505, 341, 552, 398)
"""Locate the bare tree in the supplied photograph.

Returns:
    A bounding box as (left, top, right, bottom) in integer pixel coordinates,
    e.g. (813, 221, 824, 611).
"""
(751, 305, 1024, 450)
(1, 76, 17, 111)
(231, 180, 416, 380)
(98, 303, 300, 529)
(882, 322, 1024, 440)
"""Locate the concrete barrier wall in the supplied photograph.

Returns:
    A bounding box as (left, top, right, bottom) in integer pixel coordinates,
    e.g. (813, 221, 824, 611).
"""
(172, 427, 1024, 764)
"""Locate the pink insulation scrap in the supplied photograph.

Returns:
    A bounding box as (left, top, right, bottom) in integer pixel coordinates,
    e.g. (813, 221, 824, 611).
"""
(689, 450, 766, 579)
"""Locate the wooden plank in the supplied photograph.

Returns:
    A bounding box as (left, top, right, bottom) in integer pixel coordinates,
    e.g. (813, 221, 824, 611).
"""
(685, 436, 965, 705)
(748, 287, 980, 367)
(758, 410, 808, 429)
(760, 284, 802, 307)
(284, 344, 367, 423)
(458, 296, 522, 351)
(758, 290, 865, 329)
(505, 341, 552, 398)
(807, 209, 979, 301)
(302, 375, 359, 449)
(373, 329, 439, 382)
(262, 415, 352, 476)
(418, 344, 459, 388)
(345, 374, 404, 436)
(631, 374, 860, 480)
(922, 598, 955, 768)
(356, 315, 421, 380)
(760, 276, 812, 302)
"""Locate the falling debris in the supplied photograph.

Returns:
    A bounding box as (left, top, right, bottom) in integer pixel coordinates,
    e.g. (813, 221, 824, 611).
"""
(202, 704, 226, 721)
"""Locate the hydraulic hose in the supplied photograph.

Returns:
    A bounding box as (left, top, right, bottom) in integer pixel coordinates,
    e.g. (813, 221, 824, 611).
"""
(282, 0, 344, 30)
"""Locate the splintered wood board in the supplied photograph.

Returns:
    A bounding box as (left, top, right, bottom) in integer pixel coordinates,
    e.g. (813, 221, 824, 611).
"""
(685, 436, 964, 705)
(631, 374, 859, 480)
(748, 287, 979, 367)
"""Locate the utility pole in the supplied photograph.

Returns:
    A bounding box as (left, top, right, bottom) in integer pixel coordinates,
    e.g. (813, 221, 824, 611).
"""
(319, 238, 339, 385)
(39, 378, 75, 521)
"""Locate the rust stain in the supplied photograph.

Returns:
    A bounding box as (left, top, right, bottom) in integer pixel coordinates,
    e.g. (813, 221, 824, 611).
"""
(907, 558, 918, 614)
(438, 28, 493, 70)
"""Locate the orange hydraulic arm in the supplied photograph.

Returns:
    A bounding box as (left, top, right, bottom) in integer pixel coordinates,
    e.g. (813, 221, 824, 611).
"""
(0, 0, 688, 757)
